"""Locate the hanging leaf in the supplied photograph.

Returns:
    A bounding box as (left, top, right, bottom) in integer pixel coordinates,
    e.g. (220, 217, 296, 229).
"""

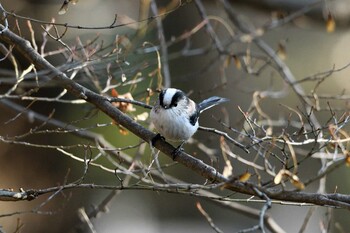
(290, 174, 305, 190)
(118, 125, 129, 136)
(346, 152, 350, 167)
(58, 0, 79, 15)
(326, 12, 336, 33)
(111, 89, 119, 97)
(274, 169, 287, 184)
(238, 172, 251, 182)
(232, 55, 241, 70)
(277, 42, 287, 60)
(111, 90, 136, 113)
(224, 56, 231, 68)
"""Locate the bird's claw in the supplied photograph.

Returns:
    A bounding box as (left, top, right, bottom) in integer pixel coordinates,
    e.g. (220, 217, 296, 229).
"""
(171, 145, 184, 160)
(151, 133, 165, 146)
(151, 134, 185, 160)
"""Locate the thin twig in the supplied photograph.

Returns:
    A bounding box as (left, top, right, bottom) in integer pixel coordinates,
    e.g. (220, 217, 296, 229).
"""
(196, 202, 223, 233)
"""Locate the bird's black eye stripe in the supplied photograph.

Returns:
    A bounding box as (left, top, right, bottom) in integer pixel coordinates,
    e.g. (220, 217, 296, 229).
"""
(159, 90, 165, 107)
(170, 91, 185, 108)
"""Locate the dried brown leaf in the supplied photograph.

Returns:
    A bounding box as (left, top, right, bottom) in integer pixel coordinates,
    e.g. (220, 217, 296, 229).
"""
(346, 153, 350, 167)
(232, 55, 241, 70)
(326, 12, 336, 33)
(58, 0, 78, 15)
(277, 42, 287, 60)
(274, 169, 285, 184)
(111, 91, 136, 113)
(238, 172, 251, 182)
(290, 175, 305, 190)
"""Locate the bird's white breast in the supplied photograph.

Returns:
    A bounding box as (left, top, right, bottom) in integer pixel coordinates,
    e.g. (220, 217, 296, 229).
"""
(150, 105, 198, 141)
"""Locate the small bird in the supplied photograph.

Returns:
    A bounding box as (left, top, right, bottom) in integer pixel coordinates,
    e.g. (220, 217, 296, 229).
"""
(150, 88, 229, 157)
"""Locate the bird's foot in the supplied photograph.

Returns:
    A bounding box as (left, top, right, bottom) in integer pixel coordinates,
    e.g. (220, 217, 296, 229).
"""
(171, 141, 186, 160)
(151, 133, 165, 147)
(171, 146, 184, 160)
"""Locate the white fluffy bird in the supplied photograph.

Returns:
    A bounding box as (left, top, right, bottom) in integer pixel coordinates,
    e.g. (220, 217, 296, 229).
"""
(150, 88, 229, 157)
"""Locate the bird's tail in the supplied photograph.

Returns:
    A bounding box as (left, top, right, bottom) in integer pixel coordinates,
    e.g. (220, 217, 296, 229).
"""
(198, 96, 229, 113)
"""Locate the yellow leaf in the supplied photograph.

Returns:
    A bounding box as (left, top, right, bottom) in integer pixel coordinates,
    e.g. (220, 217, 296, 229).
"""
(58, 2, 68, 15)
(119, 126, 129, 136)
(290, 174, 305, 190)
(291, 179, 305, 190)
(277, 42, 287, 60)
(58, 0, 78, 15)
(326, 12, 336, 33)
(346, 155, 350, 167)
(232, 55, 241, 70)
(224, 56, 231, 68)
(274, 169, 291, 184)
(239, 172, 251, 182)
(274, 169, 284, 184)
